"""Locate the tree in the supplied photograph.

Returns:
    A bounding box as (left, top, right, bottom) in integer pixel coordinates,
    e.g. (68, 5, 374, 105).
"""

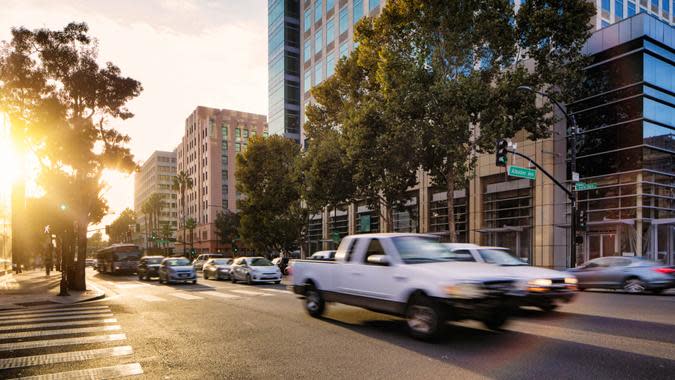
(109, 208, 136, 244)
(172, 171, 193, 255)
(184, 218, 197, 258)
(87, 231, 105, 255)
(160, 223, 173, 250)
(0, 22, 142, 289)
(214, 210, 240, 248)
(143, 193, 164, 248)
(236, 135, 306, 254)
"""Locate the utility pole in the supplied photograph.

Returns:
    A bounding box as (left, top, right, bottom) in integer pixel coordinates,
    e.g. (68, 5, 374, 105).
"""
(517, 86, 580, 268)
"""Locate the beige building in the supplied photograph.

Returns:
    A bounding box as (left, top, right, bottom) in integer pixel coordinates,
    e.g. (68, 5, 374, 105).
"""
(176, 106, 267, 254)
(133, 150, 178, 249)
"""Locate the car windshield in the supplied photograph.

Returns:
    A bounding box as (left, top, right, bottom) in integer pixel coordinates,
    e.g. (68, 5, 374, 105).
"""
(478, 249, 526, 266)
(166, 259, 190, 266)
(113, 252, 141, 262)
(391, 237, 451, 264)
(250, 258, 272, 266)
(212, 259, 232, 265)
(146, 258, 163, 264)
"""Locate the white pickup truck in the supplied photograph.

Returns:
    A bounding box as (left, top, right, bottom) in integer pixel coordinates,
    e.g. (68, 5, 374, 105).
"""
(292, 233, 519, 340)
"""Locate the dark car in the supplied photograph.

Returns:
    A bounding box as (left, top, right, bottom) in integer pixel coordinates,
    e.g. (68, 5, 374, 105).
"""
(137, 256, 164, 281)
(567, 256, 675, 294)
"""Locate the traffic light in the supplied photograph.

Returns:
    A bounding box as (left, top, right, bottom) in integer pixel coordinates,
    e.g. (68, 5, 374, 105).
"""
(576, 210, 587, 230)
(496, 139, 508, 167)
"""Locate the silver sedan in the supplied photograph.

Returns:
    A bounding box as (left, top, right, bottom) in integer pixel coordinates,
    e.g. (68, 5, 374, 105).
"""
(567, 257, 675, 294)
(203, 258, 234, 280)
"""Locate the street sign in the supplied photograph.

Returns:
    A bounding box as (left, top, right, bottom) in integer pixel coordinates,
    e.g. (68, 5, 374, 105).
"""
(507, 165, 536, 180)
(575, 182, 598, 191)
(331, 231, 341, 244)
(359, 215, 371, 232)
(572, 171, 580, 182)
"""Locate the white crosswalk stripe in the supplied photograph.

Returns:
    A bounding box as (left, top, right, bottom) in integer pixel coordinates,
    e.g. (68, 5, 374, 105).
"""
(229, 289, 274, 297)
(0, 305, 143, 379)
(170, 293, 204, 300)
(0, 318, 117, 332)
(115, 283, 151, 289)
(202, 291, 241, 299)
(256, 288, 292, 294)
(134, 294, 164, 302)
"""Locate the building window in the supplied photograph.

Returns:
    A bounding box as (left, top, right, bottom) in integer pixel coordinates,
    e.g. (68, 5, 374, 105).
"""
(601, 0, 611, 19)
(326, 51, 336, 77)
(304, 70, 312, 93)
(243, 129, 249, 139)
(315, 61, 323, 84)
(339, 42, 349, 58)
(616, 0, 624, 19)
(235, 128, 241, 139)
(663, 0, 670, 18)
(315, 28, 323, 54)
(393, 194, 419, 233)
(304, 39, 311, 62)
(369, 0, 380, 12)
(628, 1, 636, 15)
(304, 8, 312, 32)
(235, 143, 241, 152)
(601, 20, 610, 28)
(326, 18, 335, 43)
(315, 0, 322, 22)
(353, 0, 364, 24)
(339, 6, 349, 34)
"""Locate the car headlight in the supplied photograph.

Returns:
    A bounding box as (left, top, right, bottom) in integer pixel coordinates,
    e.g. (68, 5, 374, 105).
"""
(114, 265, 120, 270)
(564, 277, 578, 285)
(528, 278, 552, 287)
(218, 268, 230, 272)
(444, 283, 485, 299)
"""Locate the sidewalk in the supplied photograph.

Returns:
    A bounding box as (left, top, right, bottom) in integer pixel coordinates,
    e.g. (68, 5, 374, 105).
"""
(0, 270, 105, 311)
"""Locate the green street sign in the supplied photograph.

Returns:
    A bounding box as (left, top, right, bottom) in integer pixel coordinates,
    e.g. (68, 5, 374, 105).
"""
(331, 231, 341, 244)
(507, 165, 536, 180)
(575, 182, 598, 191)
(359, 215, 371, 232)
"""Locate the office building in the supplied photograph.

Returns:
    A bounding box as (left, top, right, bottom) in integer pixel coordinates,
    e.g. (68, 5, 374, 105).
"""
(176, 107, 267, 253)
(134, 150, 178, 248)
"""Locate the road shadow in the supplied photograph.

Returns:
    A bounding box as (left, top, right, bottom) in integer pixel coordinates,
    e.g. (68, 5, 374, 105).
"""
(316, 307, 675, 379)
(581, 288, 675, 296)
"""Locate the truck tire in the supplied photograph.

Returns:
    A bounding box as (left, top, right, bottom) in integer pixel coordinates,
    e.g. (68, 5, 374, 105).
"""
(482, 309, 509, 330)
(405, 294, 443, 341)
(304, 284, 325, 318)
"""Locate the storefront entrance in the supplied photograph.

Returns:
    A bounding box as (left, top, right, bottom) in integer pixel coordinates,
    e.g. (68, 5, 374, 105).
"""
(586, 233, 617, 261)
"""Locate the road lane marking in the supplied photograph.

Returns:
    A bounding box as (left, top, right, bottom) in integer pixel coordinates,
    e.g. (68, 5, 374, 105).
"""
(202, 291, 241, 299)
(258, 288, 291, 294)
(115, 283, 151, 289)
(0, 325, 121, 339)
(0, 311, 113, 323)
(170, 293, 204, 300)
(10, 362, 144, 380)
(0, 333, 126, 352)
(135, 294, 164, 302)
(509, 320, 675, 361)
(0, 306, 110, 318)
(0, 345, 133, 369)
(229, 289, 274, 297)
(0, 318, 117, 332)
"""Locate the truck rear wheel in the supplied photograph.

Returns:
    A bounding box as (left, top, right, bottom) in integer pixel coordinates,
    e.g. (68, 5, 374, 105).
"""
(304, 284, 325, 318)
(406, 294, 443, 341)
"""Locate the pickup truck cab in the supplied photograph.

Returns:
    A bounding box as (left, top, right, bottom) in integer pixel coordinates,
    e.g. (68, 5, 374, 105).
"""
(292, 233, 518, 340)
(444, 244, 577, 311)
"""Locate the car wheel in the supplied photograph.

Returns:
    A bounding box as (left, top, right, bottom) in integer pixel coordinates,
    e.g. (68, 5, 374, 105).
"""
(192, 280, 197, 285)
(651, 288, 664, 295)
(304, 284, 325, 318)
(159, 275, 164, 284)
(274, 280, 281, 285)
(203, 271, 209, 280)
(623, 278, 646, 294)
(405, 294, 443, 341)
(138, 273, 144, 281)
(538, 302, 558, 313)
(483, 310, 509, 331)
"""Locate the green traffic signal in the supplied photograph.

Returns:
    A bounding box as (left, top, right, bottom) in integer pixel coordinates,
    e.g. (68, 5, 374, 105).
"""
(496, 139, 508, 167)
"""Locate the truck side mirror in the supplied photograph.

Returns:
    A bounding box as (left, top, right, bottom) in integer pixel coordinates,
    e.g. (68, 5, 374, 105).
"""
(367, 255, 390, 266)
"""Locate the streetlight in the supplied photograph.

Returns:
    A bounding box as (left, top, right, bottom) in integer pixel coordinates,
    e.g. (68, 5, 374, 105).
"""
(517, 86, 580, 268)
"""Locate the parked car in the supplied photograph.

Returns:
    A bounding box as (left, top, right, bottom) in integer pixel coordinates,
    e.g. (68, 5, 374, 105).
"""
(203, 258, 234, 280)
(567, 256, 675, 294)
(444, 244, 577, 312)
(292, 233, 518, 341)
(230, 257, 282, 284)
(158, 257, 197, 284)
(137, 256, 164, 281)
(309, 250, 337, 260)
(193, 253, 224, 271)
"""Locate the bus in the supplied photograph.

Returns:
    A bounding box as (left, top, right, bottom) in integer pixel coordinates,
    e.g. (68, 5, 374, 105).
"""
(96, 244, 142, 274)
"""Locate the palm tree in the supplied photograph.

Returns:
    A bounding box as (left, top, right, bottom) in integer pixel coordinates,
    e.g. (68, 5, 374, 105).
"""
(146, 193, 165, 248)
(172, 171, 193, 255)
(185, 218, 197, 259)
(141, 201, 152, 250)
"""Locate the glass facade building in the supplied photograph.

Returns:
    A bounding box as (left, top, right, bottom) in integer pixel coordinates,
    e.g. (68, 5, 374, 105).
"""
(268, 0, 302, 142)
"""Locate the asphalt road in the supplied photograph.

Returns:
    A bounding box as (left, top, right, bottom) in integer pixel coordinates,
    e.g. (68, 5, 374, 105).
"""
(1, 268, 673, 379)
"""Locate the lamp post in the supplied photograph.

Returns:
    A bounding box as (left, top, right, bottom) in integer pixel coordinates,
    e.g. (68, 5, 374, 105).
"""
(517, 86, 579, 268)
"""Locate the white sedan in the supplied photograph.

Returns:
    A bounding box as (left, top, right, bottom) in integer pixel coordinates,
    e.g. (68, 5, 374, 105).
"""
(230, 257, 282, 284)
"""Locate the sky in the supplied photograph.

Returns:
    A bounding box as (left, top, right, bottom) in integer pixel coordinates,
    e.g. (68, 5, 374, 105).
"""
(0, 0, 268, 231)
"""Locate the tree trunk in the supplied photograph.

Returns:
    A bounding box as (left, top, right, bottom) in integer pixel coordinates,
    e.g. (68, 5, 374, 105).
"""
(70, 217, 87, 291)
(182, 189, 187, 256)
(446, 169, 457, 243)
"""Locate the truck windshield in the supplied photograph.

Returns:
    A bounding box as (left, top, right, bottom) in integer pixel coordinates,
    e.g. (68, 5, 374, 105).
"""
(478, 249, 526, 266)
(391, 237, 452, 264)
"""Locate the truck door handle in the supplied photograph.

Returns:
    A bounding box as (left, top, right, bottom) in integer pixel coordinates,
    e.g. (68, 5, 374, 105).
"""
(394, 275, 408, 281)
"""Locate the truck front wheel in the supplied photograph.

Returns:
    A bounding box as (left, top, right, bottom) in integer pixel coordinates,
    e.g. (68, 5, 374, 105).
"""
(406, 294, 443, 341)
(304, 284, 325, 318)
